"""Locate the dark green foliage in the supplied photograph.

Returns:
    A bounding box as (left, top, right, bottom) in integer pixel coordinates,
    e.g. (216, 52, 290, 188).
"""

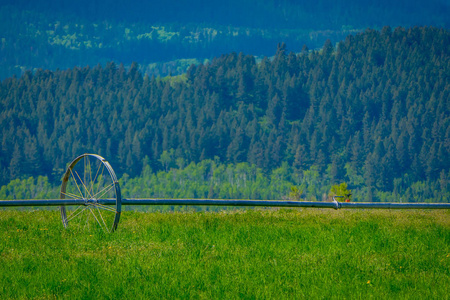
(0, 27, 449, 202)
(1, 1, 450, 80)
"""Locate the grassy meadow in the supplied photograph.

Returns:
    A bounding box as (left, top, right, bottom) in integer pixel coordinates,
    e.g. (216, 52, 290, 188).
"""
(0, 208, 449, 299)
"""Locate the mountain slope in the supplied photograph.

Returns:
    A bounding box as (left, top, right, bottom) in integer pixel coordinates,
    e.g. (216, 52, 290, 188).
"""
(1, 26, 449, 201)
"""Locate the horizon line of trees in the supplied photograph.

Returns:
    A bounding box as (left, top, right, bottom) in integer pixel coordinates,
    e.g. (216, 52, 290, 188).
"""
(1, 157, 447, 203)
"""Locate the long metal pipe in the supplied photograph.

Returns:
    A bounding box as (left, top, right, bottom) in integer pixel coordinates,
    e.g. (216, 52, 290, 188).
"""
(0, 199, 88, 206)
(0, 198, 449, 209)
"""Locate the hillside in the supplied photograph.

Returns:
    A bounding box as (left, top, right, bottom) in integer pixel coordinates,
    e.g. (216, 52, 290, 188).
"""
(0, 26, 449, 202)
(1, 0, 449, 79)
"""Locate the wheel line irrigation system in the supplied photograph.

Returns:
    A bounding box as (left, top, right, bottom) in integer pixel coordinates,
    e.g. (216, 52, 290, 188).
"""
(1, 154, 449, 233)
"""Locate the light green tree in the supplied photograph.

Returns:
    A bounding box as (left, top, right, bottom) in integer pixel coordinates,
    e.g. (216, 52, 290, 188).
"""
(329, 182, 352, 201)
(288, 185, 304, 200)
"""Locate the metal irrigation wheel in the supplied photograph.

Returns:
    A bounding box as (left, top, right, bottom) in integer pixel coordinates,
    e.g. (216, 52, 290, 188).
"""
(60, 154, 122, 232)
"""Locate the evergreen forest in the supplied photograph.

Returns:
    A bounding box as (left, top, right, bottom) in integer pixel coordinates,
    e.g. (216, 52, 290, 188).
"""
(1, 0, 450, 80)
(1, 26, 449, 202)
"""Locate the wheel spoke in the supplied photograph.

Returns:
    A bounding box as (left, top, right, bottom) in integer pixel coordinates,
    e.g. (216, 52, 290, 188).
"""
(69, 168, 85, 199)
(85, 157, 97, 200)
(66, 205, 83, 220)
(61, 191, 84, 200)
(95, 206, 110, 231)
(86, 156, 92, 196)
(90, 202, 117, 213)
(75, 168, 94, 200)
(94, 164, 106, 198)
(93, 182, 115, 200)
(91, 202, 117, 212)
(66, 206, 89, 222)
(87, 206, 103, 229)
(89, 161, 104, 199)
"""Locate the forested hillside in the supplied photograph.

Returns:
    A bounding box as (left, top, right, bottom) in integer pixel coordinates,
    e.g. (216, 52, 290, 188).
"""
(1, 26, 449, 202)
(1, 0, 449, 80)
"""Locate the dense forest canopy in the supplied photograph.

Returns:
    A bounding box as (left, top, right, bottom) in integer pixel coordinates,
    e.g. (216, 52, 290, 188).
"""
(1, 26, 449, 202)
(1, 0, 449, 80)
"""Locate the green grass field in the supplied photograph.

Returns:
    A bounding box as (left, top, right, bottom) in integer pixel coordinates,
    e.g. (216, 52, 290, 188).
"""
(0, 208, 449, 299)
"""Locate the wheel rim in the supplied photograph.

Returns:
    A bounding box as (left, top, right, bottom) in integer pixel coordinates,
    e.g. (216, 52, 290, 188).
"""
(60, 154, 121, 232)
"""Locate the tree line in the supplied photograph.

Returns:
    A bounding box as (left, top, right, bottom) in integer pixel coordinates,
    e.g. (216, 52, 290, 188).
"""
(1, 158, 447, 204)
(0, 26, 449, 202)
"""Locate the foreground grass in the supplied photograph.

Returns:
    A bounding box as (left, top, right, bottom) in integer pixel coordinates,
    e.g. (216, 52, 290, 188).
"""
(0, 209, 449, 299)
